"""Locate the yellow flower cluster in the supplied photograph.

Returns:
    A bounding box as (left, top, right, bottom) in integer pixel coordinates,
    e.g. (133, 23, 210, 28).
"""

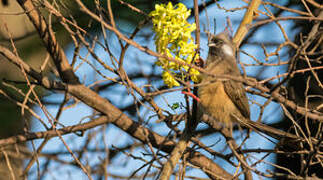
(149, 2, 200, 87)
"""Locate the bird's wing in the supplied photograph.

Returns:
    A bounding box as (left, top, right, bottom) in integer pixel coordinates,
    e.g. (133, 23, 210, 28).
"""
(223, 80, 250, 118)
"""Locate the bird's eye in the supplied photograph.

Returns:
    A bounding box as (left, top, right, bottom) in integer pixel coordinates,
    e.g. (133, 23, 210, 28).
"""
(214, 39, 223, 44)
(208, 38, 223, 47)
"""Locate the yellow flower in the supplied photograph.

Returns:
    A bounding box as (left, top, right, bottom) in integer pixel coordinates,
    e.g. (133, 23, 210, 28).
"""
(162, 71, 180, 88)
(190, 68, 201, 83)
(150, 2, 200, 87)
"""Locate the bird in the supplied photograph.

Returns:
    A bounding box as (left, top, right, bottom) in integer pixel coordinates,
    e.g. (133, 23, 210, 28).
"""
(197, 32, 302, 142)
(198, 32, 250, 127)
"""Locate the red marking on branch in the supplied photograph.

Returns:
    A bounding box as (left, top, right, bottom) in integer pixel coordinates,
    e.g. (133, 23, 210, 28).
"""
(182, 91, 200, 102)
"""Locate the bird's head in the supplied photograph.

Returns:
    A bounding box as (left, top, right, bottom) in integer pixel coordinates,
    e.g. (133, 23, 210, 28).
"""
(208, 32, 236, 60)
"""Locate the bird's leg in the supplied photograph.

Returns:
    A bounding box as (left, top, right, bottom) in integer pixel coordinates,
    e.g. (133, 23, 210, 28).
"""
(231, 115, 251, 148)
(239, 126, 251, 149)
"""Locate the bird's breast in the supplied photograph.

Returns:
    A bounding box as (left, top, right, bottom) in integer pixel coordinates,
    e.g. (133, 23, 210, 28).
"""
(198, 81, 237, 124)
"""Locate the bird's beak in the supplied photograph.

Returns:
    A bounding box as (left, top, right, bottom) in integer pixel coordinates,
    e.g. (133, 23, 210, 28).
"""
(208, 42, 216, 47)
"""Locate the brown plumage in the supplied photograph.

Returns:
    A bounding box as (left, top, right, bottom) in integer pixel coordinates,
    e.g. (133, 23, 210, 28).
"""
(198, 32, 302, 142)
(198, 32, 250, 125)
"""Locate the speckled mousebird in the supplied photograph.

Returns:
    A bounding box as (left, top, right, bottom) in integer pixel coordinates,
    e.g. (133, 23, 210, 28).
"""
(198, 32, 250, 127)
(197, 32, 301, 141)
